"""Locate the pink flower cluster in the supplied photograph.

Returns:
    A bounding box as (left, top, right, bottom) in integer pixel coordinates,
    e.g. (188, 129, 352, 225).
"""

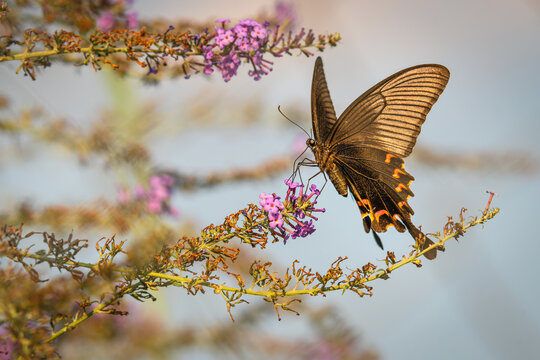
(96, 0, 138, 32)
(259, 193, 285, 229)
(118, 174, 178, 216)
(203, 18, 274, 82)
(259, 180, 325, 243)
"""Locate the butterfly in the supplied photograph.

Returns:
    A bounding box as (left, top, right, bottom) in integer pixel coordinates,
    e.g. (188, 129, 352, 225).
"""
(305, 57, 449, 259)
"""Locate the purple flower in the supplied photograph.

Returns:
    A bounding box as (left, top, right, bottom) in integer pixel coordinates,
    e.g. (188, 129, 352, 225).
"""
(151, 186, 169, 201)
(160, 174, 175, 186)
(146, 66, 158, 75)
(216, 18, 231, 25)
(275, 2, 297, 28)
(119, 175, 177, 216)
(117, 188, 131, 204)
(238, 19, 259, 27)
(205, 18, 274, 82)
(270, 217, 284, 229)
(97, 12, 115, 31)
(260, 181, 325, 243)
(147, 198, 163, 213)
(149, 175, 162, 188)
(233, 26, 248, 38)
(260, 193, 285, 230)
(126, 11, 138, 29)
(285, 179, 300, 188)
(202, 45, 215, 74)
(250, 38, 261, 51)
(219, 51, 241, 82)
(248, 53, 273, 81)
(148, 175, 174, 202)
(259, 193, 284, 214)
(0, 326, 14, 360)
(216, 29, 234, 49)
(234, 37, 249, 51)
(203, 45, 214, 60)
(291, 220, 315, 239)
(134, 185, 146, 199)
(251, 26, 267, 40)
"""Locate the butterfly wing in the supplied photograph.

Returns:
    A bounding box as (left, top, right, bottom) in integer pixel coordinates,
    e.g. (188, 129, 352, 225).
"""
(332, 145, 413, 231)
(332, 145, 439, 259)
(311, 57, 339, 144)
(327, 63, 450, 158)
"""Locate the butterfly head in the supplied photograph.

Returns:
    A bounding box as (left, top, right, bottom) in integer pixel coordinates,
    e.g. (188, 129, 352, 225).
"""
(306, 138, 316, 149)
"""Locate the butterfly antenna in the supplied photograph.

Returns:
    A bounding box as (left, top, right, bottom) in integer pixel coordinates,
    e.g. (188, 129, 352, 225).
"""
(278, 106, 311, 138)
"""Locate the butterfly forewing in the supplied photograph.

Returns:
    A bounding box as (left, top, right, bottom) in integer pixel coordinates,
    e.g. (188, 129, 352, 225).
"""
(328, 64, 450, 158)
(311, 57, 339, 144)
(308, 57, 449, 259)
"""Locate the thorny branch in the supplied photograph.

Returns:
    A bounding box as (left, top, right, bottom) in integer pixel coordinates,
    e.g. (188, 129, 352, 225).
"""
(2, 198, 499, 334)
(0, 26, 340, 80)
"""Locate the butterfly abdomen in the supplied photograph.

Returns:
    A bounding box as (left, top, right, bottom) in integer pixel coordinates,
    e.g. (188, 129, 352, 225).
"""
(327, 162, 348, 197)
(311, 143, 349, 197)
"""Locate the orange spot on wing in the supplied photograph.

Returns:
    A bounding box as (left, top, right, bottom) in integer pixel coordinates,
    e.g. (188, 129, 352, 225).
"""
(392, 168, 407, 178)
(398, 201, 413, 214)
(384, 222, 395, 231)
(374, 210, 389, 222)
(395, 183, 408, 192)
(385, 153, 396, 163)
(357, 198, 372, 210)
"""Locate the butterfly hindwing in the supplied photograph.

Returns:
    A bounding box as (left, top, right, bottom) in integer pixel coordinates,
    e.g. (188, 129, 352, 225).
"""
(334, 145, 440, 259)
(332, 145, 413, 233)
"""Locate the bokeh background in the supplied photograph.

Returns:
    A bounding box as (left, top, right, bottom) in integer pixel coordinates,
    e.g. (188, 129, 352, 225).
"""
(2, 0, 539, 359)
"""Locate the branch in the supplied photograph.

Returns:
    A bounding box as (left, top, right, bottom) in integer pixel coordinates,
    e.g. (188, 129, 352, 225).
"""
(0, 23, 340, 81)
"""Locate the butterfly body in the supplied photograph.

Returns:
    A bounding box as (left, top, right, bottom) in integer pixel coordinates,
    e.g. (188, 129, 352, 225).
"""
(308, 139, 349, 196)
(307, 57, 450, 259)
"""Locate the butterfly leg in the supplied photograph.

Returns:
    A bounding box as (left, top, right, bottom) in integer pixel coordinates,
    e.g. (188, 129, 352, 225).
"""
(290, 147, 311, 181)
(311, 173, 328, 203)
(305, 166, 326, 195)
(292, 157, 319, 185)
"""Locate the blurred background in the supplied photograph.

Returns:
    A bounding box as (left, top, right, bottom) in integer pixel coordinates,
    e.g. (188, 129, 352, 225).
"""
(1, 0, 539, 359)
